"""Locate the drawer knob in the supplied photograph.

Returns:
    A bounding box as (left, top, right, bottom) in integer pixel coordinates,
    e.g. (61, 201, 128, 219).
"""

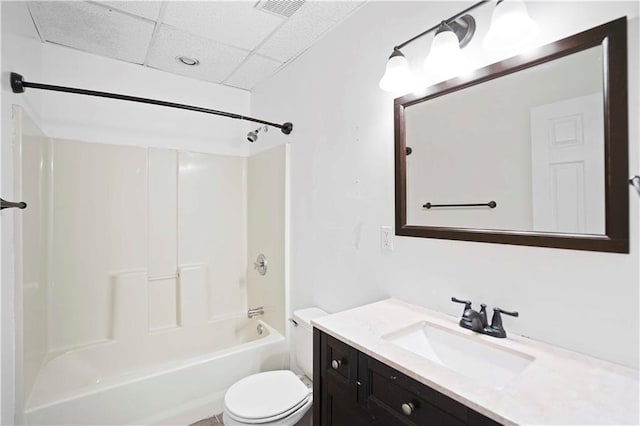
(401, 402, 415, 416)
(331, 359, 342, 369)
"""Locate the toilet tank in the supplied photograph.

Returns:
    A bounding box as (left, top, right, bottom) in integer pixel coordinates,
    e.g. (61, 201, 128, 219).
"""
(292, 307, 328, 380)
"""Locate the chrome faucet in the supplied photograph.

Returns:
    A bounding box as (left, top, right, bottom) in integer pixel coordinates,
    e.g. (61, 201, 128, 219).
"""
(451, 297, 518, 338)
(248, 306, 264, 318)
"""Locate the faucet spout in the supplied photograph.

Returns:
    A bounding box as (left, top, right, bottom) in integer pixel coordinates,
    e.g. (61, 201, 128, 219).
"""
(461, 310, 484, 332)
(248, 306, 264, 318)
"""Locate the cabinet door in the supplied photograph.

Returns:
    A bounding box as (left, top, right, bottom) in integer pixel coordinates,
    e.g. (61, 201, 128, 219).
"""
(321, 379, 370, 426)
(322, 333, 359, 392)
(315, 329, 370, 426)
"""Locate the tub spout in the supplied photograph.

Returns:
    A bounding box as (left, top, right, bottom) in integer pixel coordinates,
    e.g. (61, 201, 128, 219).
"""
(248, 306, 264, 318)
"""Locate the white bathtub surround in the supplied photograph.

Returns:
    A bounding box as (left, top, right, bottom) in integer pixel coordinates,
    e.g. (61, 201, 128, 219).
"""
(247, 145, 288, 334)
(15, 128, 290, 424)
(15, 109, 51, 415)
(24, 319, 287, 425)
(23, 139, 249, 351)
(312, 299, 640, 425)
(178, 265, 212, 326)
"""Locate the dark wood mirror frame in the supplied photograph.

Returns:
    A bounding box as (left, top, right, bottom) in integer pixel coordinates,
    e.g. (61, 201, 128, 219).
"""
(395, 17, 628, 253)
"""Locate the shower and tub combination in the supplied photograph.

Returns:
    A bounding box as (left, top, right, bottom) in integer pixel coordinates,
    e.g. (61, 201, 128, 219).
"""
(13, 96, 291, 425)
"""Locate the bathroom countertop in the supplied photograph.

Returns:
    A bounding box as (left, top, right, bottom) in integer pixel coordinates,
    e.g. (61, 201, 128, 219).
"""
(311, 298, 640, 426)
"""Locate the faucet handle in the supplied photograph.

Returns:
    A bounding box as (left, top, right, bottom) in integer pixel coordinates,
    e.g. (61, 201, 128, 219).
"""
(495, 308, 519, 317)
(451, 297, 472, 310)
(488, 307, 519, 338)
(452, 297, 474, 322)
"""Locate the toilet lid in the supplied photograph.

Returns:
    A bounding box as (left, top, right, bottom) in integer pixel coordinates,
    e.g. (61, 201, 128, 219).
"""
(224, 370, 311, 422)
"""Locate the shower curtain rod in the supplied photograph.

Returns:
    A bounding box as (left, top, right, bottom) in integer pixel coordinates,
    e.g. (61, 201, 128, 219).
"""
(10, 73, 293, 135)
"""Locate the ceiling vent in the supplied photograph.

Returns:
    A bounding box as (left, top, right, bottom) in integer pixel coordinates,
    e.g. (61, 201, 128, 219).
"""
(254, 0, 305, 19)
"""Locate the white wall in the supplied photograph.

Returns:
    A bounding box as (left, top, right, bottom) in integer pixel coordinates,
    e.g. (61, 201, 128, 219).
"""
(251, 1, 640, 368)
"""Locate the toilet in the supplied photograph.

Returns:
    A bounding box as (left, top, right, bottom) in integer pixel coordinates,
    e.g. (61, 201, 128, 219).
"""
(222, 308, 328, 425)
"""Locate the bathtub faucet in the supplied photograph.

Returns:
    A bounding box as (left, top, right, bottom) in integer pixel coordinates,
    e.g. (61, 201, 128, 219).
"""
(248, 306, 264, 318)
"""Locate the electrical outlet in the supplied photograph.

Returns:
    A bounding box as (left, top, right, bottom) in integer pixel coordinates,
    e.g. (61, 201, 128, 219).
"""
(380, 226, 394, 251)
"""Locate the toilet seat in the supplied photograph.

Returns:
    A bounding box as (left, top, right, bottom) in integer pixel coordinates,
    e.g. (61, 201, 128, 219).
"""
(224, 370, 311, 424)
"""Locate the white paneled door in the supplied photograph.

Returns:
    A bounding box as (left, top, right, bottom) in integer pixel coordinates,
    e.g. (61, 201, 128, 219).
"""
(530, 93, 605, 235)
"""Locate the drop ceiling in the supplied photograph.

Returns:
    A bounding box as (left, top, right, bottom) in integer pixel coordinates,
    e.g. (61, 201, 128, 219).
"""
(27, 1, 365, 91)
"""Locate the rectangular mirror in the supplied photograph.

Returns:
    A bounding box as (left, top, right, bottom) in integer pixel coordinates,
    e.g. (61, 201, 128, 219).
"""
(395, 18, 628, 252)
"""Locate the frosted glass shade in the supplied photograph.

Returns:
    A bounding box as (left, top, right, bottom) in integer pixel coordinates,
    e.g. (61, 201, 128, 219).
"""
(423, 30, 469, 78)
(379, 52, 415, 94)
(483, 0, 538, 51)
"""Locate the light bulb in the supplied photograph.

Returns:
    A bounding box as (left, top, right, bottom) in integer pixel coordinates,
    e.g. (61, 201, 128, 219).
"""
(423, 25, 469, 78)
(379, 50, 416, 94)
(483, 0, 538, 51)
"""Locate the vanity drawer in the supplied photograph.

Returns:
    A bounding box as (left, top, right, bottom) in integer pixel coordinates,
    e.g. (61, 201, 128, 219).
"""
(364, 356, 467, 426)
(322, 333, 359, 386)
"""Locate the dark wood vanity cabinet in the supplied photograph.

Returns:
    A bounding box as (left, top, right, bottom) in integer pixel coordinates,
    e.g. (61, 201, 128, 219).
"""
(316, 331, 370, 426)
(313, 329, 502, 426)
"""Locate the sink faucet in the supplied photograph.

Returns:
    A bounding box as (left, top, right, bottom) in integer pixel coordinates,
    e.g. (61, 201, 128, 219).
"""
(451, 297, 518, 338)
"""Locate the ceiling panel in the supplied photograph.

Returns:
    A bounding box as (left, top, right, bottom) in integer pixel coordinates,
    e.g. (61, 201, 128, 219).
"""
(225, 54, 283, 90)
(163, 1, 284, 51)
(27, 1, 367, 91)
(96, 1, 163, 21)
(29, 1, 155, 64)
(146, 25, 250, 83)
(257, 1, 363, 62)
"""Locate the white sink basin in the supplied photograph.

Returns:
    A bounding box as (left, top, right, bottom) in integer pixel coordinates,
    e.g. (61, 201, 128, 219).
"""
(382, 321, 534, 389)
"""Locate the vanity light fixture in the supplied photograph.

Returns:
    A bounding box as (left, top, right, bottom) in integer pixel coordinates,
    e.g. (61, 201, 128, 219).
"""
(483, 0, 539, 51)
(378, 49, 415, 93)
(423, 22, 471, 78)
(379, 0, 538, 93)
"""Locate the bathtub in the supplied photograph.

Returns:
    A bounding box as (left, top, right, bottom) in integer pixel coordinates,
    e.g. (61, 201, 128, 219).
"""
(23, 317, 288, 425)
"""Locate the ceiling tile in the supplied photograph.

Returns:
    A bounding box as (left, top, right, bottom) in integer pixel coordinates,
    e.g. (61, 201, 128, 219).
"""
(257, 1, 363, 62)
(225, 54, 283, 90)
(146, 25, 250, 83)
(29, 1, 154, 64)
(163, 1, 284, 51)
(95, 1, 163, 21)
